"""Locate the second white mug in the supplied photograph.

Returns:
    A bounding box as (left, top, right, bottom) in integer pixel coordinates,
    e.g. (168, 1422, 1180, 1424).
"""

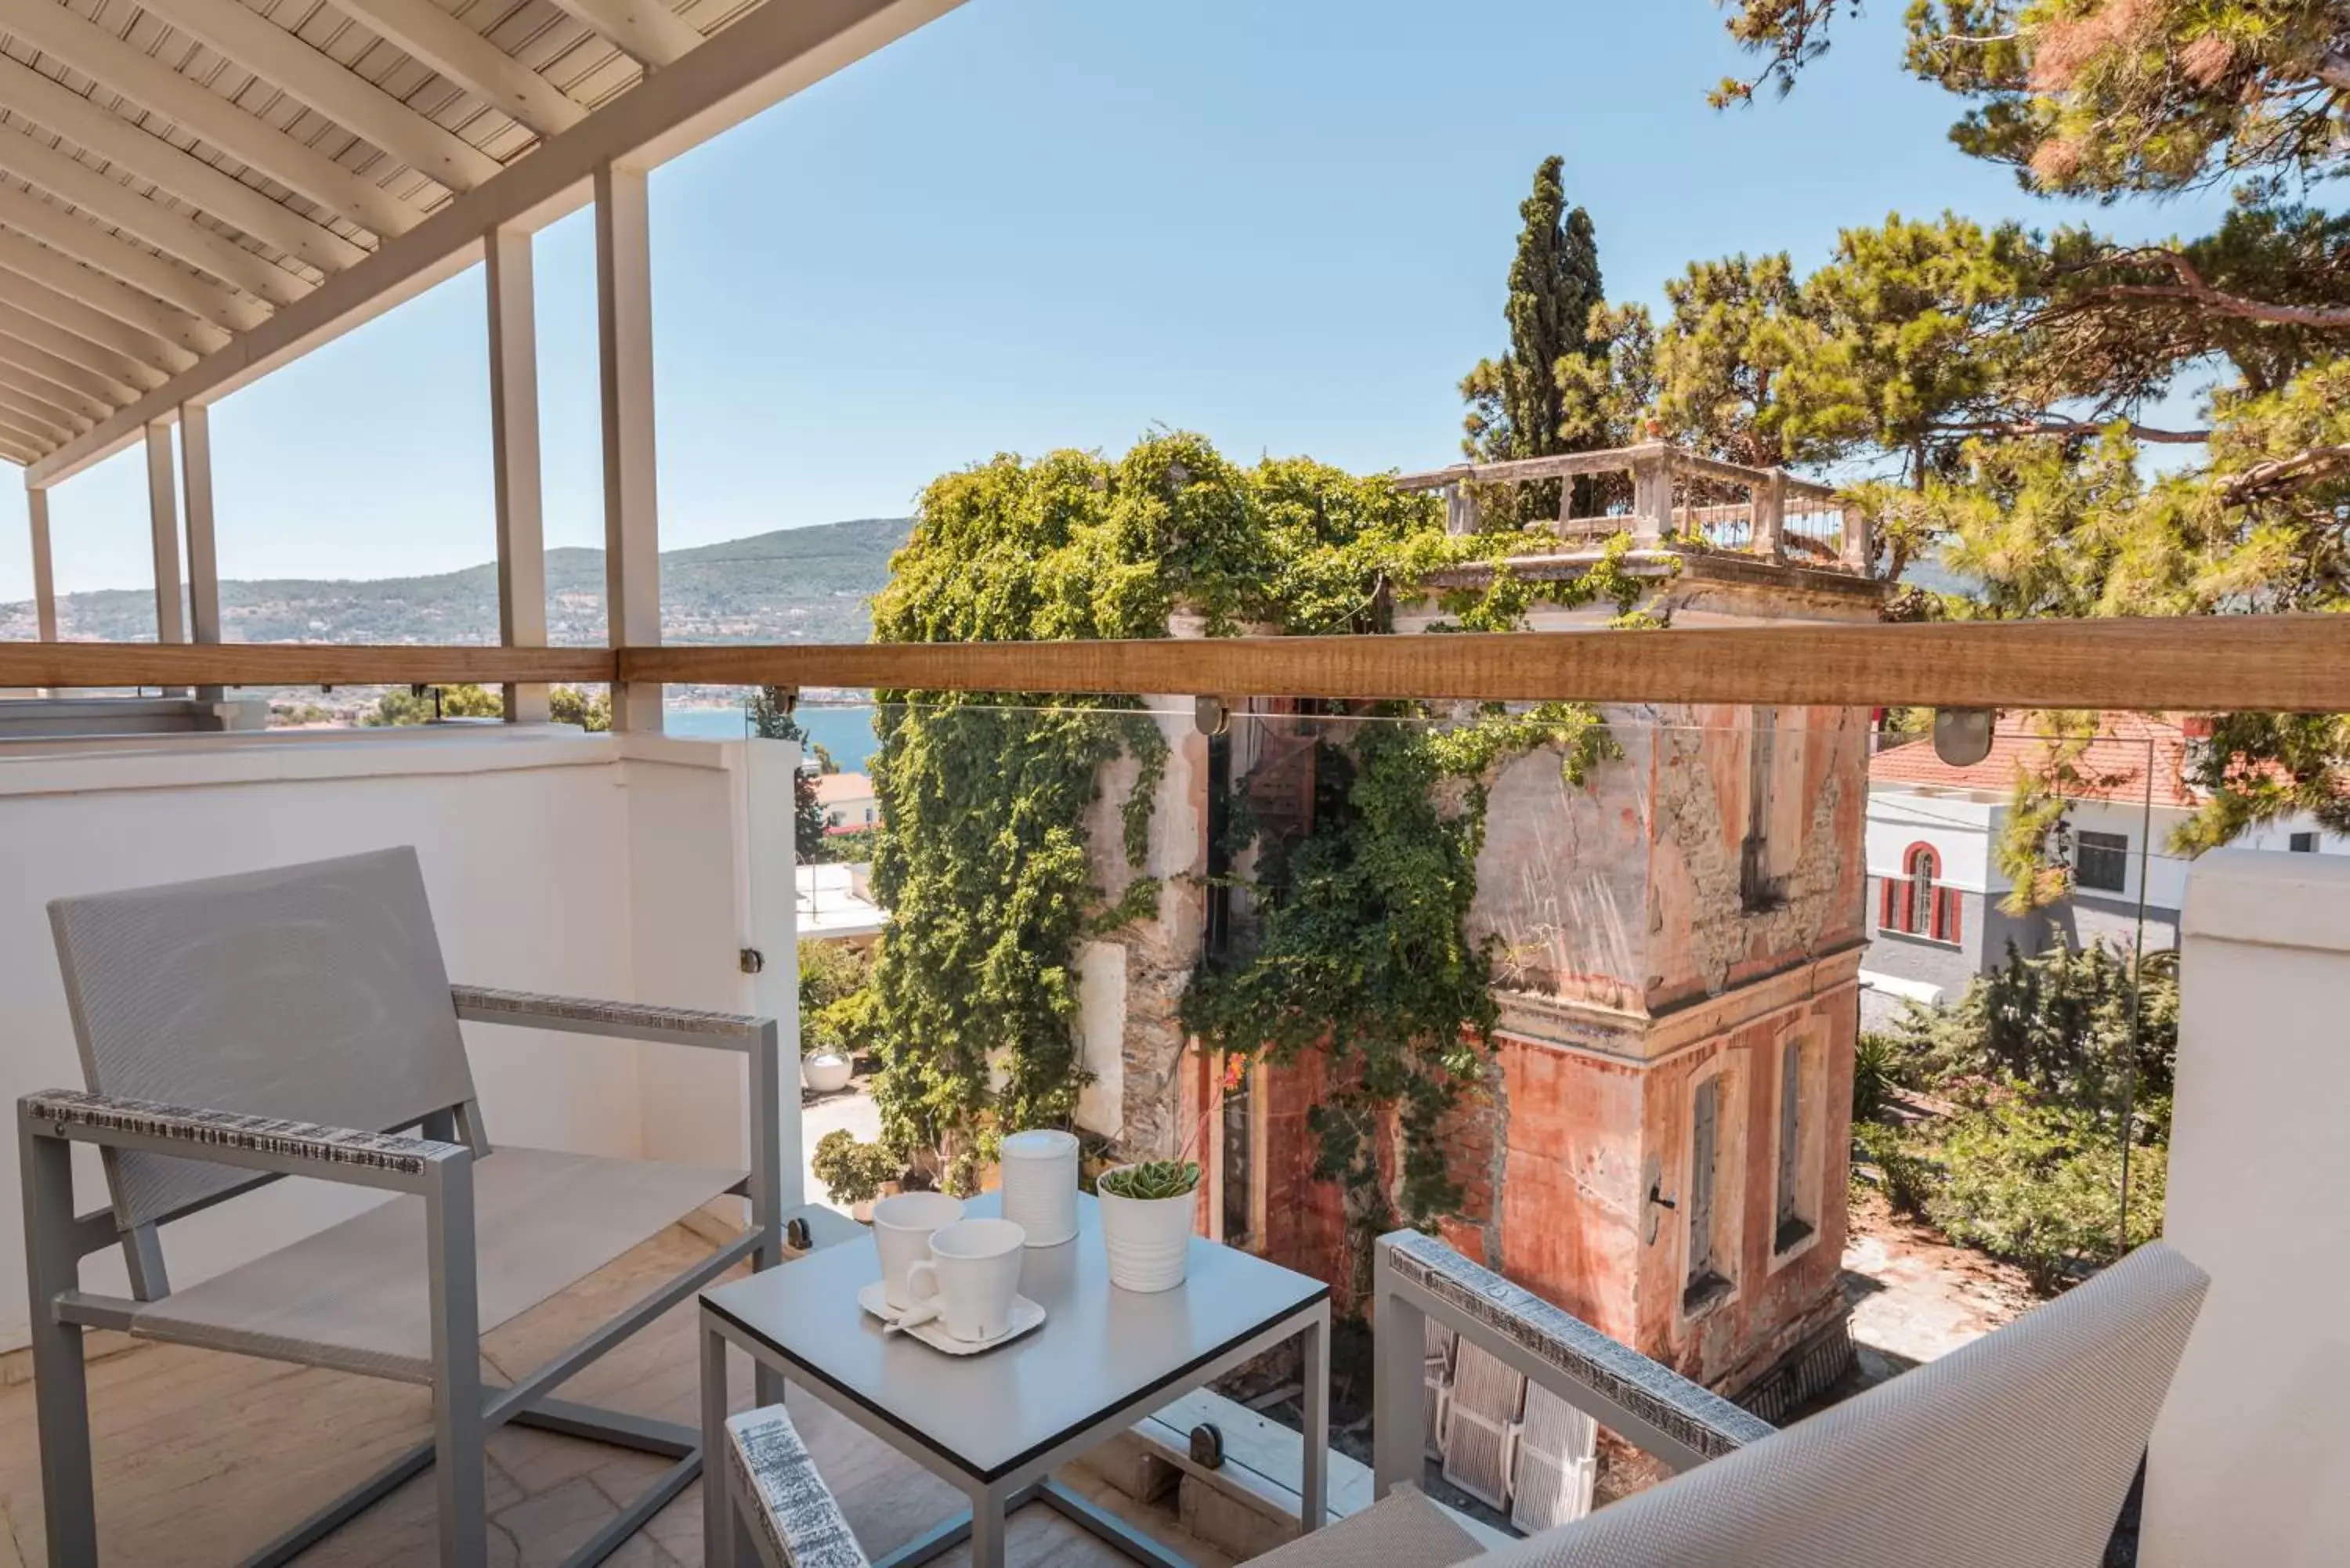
(902, 1216, 1027, 1342)
(870, 1190, 964, 1310)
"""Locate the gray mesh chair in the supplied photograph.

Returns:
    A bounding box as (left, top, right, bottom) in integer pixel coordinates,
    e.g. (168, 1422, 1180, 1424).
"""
(718, 1234, 2206, 1568)
(18, 847, 790, 1568)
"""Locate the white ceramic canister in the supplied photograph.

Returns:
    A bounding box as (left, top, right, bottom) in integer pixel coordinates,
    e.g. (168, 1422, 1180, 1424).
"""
(997, 1128, 1080, 1247)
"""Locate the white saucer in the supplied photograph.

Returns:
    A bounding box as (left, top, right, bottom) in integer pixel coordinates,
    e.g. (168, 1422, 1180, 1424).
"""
(857, 1280, 1046, 1356)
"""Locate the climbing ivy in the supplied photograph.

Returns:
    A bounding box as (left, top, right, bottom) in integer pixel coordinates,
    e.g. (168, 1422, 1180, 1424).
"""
(862, 431, 1651, 1231)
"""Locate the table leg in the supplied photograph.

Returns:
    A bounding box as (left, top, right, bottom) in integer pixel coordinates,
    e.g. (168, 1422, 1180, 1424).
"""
(701, 1316, 734, 1568)
(1300, 1302, 1330, 1535)
(969, 1483, 1010, 1568)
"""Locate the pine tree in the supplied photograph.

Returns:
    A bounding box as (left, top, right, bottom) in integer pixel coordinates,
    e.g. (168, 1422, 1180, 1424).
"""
(1460, 156, 1607, 522)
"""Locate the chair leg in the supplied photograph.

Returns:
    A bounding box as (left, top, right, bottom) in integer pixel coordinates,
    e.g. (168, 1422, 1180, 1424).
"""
(427, 1156, 488, 1568)
(20, 1125, 96, 1566)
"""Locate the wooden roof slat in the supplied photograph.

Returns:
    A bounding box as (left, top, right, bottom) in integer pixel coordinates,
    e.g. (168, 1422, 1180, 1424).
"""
(540, 0, 700, 67)
(0, 52, 359, 274)
(330, 0, 587, 134)
(0, 277, 182, 376)
(0, 294, 161, 388)
(0, 312, 139, 399)
(0, 121, 304, 302)
(0, 223, 208, 360)
(0, 352, 114, 421)
(0, 377, 86, 435)
(0, 175, 263, 331)
(133, 0, 501, 191)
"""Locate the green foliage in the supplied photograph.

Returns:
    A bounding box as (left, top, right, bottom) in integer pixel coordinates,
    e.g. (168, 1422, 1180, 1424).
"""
(363, 683, 504, 725)
(799, 940, 874, 1060)
(1461, 156, 1610, 522)
(548, 686, 611, 732)
(1717, 2, 2350, 197)
(810, 1130, 900, 1209)
(866, 432, 1624, 1245)
(1852, 1118, 1939, 1215)
(1856, 938, 2175, 1289)
(1098, 1160, 1202, 1201)
(1888, 938, 2177, 1115)
(1852, 1032, 1904, 1123)
(1929, 1093, 2167, 1293)
(820, 826, 880, 865)
(747, 687, 830, 865)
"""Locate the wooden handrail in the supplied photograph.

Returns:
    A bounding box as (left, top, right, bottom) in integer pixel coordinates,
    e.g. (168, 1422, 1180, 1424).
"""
(0, 644, 611, 688)
(624, 616, 2350, 713)
(6, 616, 2350, 712)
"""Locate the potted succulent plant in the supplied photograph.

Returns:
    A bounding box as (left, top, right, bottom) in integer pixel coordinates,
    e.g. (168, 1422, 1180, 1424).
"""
(1095, 1158, 1202, 1292)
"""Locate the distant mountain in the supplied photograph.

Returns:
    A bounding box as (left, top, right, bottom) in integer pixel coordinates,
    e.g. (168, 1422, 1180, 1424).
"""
(0, 515, 913, 645)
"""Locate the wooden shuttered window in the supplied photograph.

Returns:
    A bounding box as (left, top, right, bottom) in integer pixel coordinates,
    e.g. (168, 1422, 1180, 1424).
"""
(1684, 1076, 1723, 1310)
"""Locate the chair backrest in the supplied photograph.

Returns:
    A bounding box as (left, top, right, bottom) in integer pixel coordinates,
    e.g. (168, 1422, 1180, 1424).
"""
(49, 847, 476, 1230)
(1481, 1240, 2208, 1568)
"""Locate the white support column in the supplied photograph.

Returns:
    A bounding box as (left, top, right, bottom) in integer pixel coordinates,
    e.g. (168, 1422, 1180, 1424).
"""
(486, 226, 551, 724)
(179, 403, 222, 701)
(27, 482, 56, 642)
(594, 161, 661, 733)
(2146, 848, 2350, 1568)
(144, 420, 186, 670)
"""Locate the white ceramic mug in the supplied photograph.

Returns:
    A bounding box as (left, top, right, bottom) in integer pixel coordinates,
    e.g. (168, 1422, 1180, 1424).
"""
(870, 1190, 964, 1310)
(902, 1217, 1027, 1342)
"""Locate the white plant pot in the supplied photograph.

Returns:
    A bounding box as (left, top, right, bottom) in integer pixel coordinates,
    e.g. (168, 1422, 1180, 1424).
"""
(1096, 1165, 1196, 1292)
(801, 1052, 854, 1094)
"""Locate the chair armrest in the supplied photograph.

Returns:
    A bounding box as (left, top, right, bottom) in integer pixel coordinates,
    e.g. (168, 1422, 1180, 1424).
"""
(20, 1089, 460, 1192)
(1378, 1230, 1775, 1468)
(451, 984, 772, 1051)
(727, 1406, 869, 1568)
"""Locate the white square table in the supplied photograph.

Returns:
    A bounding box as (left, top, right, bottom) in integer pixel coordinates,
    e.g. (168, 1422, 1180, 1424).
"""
(700, 1190, 1331, 1568)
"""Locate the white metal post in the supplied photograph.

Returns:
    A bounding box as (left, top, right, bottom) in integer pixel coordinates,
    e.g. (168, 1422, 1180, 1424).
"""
(594, 161, 661, 733)
(486, 225, 551, 724)
(144, 418, 185, 646)
(180, 402, 223, 702)
(26, 481, 56, 643)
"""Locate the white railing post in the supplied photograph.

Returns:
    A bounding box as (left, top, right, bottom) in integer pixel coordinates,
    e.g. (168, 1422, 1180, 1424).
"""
(1630, 446, 1669, 547)
(1755, 468, 1786, 561)
(595, 161, 662, 734)
(179, 403, 223, 703)
(26, 479, 55, 644)
(486, 225, 551, 725)
(1371, 1234, 1427, 1500)
(1838, 502, 1872, 574)
(144, 418, 184, 648)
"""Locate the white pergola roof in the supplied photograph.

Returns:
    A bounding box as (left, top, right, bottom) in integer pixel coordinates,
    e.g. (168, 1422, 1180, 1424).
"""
(0, 0, 953, 482)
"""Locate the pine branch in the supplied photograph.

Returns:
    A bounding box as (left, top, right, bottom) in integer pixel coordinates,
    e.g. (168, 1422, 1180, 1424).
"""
(2055, 244, 2350, 331)
(1941, 417, 2211, 445)
(2222, 443, 2350, 502)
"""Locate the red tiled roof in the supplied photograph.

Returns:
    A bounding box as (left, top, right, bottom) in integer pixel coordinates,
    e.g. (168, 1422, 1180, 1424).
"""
(1868, 713, 2200, 810)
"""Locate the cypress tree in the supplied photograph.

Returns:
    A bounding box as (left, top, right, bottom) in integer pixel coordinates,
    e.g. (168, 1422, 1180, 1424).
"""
(1461, 155, 1607, 522)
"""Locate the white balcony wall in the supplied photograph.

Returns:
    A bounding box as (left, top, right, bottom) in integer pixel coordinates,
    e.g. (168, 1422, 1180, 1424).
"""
(2146, 848, 2350, 1568)
(0, 728, 801, 1353)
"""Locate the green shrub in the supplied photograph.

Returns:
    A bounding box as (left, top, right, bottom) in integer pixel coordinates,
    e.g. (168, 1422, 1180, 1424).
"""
(1852, 1033, 1904, 1123)
(1852, 1120, 1938, 1216)
(1926, 1093, 2167, 1294)
(811, 1130, 899, 1208)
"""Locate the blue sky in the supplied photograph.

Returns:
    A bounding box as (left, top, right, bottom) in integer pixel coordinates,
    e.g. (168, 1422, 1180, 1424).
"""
(0, 0, 2237, 609)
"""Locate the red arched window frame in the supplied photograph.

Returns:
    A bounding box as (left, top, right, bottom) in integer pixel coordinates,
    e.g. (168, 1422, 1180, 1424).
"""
(1881, 841, 1961, 944)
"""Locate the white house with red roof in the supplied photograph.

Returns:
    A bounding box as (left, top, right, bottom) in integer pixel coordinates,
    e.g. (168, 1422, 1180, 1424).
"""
(1863, 714, 2340, 1024)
